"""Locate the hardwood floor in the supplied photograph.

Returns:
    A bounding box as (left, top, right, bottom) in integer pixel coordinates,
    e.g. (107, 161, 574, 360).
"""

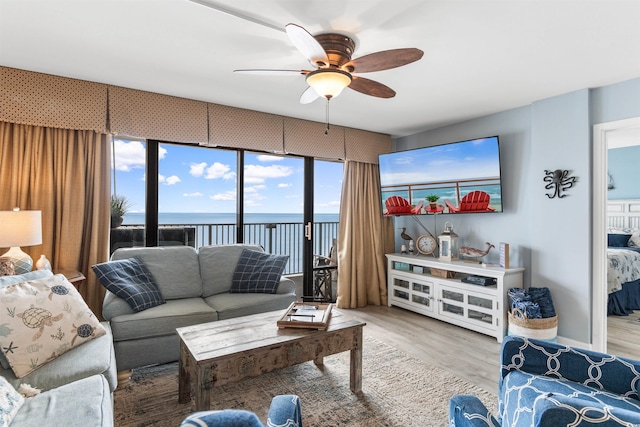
(343, 305, 640, 396)
(607, 310, 640, 360)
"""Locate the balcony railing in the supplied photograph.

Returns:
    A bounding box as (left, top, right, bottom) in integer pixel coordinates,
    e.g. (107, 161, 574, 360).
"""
(110, 221, 339, 275)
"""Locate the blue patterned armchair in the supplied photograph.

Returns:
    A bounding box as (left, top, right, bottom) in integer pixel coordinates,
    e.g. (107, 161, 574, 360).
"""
(449, 336, 640, 426)
(181, 394, 302, 427)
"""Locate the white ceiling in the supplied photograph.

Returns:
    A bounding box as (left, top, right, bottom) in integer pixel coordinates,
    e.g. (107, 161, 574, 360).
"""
(1, 0, 639, 138)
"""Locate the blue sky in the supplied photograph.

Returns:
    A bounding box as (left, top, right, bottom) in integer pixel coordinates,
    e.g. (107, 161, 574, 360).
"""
(379, 137, 501, 187)
(112, 139, 343, 214)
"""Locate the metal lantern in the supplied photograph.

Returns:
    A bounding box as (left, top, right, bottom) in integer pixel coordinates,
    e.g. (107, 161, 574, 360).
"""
(438, 221, 459, 262)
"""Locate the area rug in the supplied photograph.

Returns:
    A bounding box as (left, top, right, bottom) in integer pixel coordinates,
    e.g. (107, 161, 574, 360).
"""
(114, 336, 497, 426)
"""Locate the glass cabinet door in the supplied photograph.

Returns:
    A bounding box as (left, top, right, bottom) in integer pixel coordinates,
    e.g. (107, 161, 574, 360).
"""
(412, 282, 432, 308)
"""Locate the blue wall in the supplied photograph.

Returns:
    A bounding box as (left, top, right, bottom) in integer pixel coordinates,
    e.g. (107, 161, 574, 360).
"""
(608, 146, 640, 199)
(393, 77, 640, 345)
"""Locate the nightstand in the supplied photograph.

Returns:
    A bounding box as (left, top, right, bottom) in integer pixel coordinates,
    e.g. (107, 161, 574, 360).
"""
(58, 270, 86, 292)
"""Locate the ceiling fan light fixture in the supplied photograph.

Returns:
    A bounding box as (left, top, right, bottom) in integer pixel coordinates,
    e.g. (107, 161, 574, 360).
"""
(306, 69, 352, 100)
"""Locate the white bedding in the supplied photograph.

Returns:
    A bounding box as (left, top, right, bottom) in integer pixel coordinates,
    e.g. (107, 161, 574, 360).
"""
(607, 248, 640, 294)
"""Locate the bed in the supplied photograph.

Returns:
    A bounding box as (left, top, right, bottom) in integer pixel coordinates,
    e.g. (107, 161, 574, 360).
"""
(607, 199, 640, 316)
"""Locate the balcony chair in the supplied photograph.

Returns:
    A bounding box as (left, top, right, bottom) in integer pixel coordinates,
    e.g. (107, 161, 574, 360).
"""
(449, 336, 640, 426)
(445, 191, 495, 213)
(181, 394, 302, 427)
(384, 196, 424, 215)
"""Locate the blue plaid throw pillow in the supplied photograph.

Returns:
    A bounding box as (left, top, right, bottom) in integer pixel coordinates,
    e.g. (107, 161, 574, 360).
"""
(231, 249, 289, 294)
(92, 257, 165, 312)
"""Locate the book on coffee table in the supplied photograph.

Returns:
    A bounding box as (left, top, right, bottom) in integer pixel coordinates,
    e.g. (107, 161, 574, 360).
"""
(277, 302, 333, 330)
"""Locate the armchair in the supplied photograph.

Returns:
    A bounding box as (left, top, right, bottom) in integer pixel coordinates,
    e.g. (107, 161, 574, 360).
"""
(181, 395, 302, 427)
(449, 336, 640, 426)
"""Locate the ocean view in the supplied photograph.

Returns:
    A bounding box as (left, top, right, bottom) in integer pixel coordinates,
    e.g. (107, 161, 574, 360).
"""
(123, 212, 340, 226)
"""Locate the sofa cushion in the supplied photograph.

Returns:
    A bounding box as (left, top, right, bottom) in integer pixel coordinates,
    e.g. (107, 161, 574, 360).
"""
(501, 370, 640, 426)
(531, 392, 640, 426)
(111, 246, 202, 299)
(199, 244, 264, 297)
(10, 374, 113, 427)
(92, 257, 165, 312)
(0, 274, 106, 378)
(230, 249, 289, 294)
(109, 298, 218, 341)
(0, 375, 24, 426)
(0, 322, 117, 393)
(204, 292, 296, 321)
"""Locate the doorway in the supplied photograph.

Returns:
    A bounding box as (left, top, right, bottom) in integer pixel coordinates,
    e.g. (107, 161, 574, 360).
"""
(592, 116, 640, 352)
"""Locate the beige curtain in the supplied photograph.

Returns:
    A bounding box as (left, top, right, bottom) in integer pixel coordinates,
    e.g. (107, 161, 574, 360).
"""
(0, 122, 110, 316)
(336, 160, 395, 308)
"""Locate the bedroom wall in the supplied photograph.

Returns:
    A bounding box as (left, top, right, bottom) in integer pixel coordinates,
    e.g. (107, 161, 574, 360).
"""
(608, 146, 640, 200)
(393, 77, 640, 346)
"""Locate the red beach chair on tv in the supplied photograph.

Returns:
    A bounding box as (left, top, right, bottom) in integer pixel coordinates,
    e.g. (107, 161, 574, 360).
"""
(384, 196, 423, 215)
(445, 191, 495, 213)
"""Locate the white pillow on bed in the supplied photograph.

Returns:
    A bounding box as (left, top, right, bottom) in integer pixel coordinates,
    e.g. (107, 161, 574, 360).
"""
(628, 230, 640, 247)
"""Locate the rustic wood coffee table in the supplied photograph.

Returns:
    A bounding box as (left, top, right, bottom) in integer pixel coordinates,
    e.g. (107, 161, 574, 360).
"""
(177, 308, 365, 411)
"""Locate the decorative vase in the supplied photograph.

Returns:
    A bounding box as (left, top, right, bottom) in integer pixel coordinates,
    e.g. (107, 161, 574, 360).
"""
(35, 254, 52, 271)
(111, 215, 124, 228)
(429, 202, 438, 210)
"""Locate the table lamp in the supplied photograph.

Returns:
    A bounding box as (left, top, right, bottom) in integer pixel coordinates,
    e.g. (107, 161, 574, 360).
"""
(0, 208, 42, 274)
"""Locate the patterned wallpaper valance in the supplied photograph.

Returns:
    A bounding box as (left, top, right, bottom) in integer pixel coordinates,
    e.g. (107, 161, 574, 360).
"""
(207, 104, 284, 153)
(0, 66, 390, 162)
(284, 117, 346, 160)
(109, 86, 208, 144)
(0, 66, 107, 132)
(345, 128, 391, 164)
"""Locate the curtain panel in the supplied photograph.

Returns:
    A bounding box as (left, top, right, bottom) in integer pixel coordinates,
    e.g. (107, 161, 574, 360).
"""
(0, 121, 110, 316)
(336, 160, 395, 308)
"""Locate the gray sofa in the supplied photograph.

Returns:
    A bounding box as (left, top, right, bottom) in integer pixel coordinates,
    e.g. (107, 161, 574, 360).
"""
(102, 244, 298, 372)
(0, 270, 117, 427)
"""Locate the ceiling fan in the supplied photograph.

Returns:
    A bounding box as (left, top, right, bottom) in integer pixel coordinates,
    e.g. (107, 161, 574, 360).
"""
(234, 23, 424, 105)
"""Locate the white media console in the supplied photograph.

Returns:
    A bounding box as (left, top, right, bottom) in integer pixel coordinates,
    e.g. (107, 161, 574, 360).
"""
(386, 253, 524, 342)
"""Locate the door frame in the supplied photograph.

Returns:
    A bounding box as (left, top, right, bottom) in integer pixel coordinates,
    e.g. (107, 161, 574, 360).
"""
(591, 116, 640, 352)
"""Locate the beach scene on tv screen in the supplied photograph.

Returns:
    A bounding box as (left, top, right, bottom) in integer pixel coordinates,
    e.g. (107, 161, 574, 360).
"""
(379, 136, 502, 215)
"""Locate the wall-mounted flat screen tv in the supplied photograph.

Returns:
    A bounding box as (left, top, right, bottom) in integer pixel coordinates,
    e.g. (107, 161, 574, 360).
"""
(379, 136, 503, 216)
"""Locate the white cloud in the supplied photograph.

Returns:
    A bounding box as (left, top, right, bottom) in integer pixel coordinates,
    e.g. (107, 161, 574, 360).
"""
(245, 184, 267, 193)
(257, 155, 283, 162)
(158, 174, 181, 185)
(113, 140, 166, 171)
(189, 162, 207, 177)
(244, 164, 293, 184)
(183, 192, 203, 197)
(165, 175, 181, 185)
(206, 162, 235, 180)
(210, 190, 236, 201)
(278, 183, 292, 188)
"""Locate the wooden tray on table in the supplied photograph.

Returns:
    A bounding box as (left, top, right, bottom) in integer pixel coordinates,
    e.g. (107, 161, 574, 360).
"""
(277, 302, 333, 330)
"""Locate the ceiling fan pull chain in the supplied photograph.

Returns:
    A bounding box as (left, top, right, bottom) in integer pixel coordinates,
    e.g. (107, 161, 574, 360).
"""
(325, 98, 330, 135)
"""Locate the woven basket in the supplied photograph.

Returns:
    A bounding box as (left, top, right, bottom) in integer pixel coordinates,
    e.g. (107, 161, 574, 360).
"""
(508, 308, 558, 341)
(430, 267, 455, 279)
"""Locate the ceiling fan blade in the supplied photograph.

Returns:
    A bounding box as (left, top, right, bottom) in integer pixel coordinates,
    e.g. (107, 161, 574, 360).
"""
(346, 48, 424, 73)
(234, 69, 309, 76)
(300, 86, 320, 104)
(349, 76, 396, 98)
(285, 23, 329, 67)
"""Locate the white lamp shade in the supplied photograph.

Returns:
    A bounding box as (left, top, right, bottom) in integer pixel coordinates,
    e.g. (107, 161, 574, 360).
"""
(306, 69, 352, 99)
(0, 210, 43, 247)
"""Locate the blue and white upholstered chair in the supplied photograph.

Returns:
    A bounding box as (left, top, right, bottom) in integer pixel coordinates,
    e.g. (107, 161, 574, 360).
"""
(449, 336, 640, 426)
(181, 394, 302, 427)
